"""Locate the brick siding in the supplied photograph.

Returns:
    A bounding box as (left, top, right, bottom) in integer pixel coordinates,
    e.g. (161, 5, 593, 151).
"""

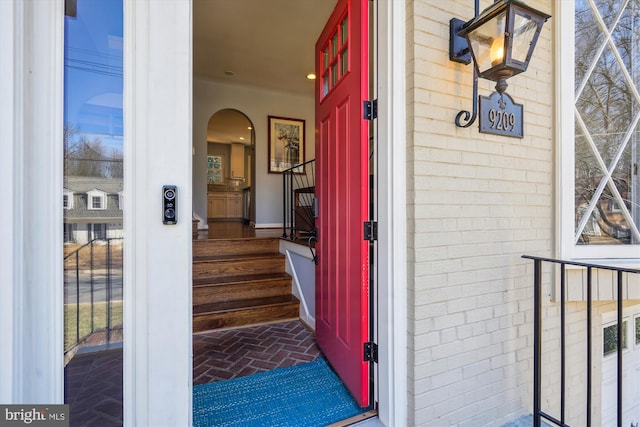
(405, 1, 555, 425)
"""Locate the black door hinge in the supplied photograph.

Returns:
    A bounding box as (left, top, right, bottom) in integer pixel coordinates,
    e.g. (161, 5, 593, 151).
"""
(363, 342, 378, 363)
(364, 221, 378, 241)
(363, 100, 378, 120)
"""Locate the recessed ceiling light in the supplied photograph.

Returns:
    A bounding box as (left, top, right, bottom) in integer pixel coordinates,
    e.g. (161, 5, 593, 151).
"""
(247, 126, 252, 130)
(306, 73, 316, 80)
(239, 137, 245, 140)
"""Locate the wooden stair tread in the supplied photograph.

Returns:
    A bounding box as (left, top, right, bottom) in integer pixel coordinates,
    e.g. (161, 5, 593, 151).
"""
(192, 236, 299, 332)
(193, 255, 286, 279)
(193, 237, 281, 258)
(193, 295, 299, 315)
(197, 236, 281, 243)
(192, 303, 299, 332)
(193, 272, 290, 287)
(193, 253, 283, 262)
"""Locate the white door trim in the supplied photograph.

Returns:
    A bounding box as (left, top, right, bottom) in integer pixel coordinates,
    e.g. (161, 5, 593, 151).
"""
(376, 0, 408, 425)
(123, 1, 194, 425)
(0, 0, 64, 404)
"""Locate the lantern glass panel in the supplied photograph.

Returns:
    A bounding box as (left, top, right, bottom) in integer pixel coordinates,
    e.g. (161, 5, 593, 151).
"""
(467, 11, 507, 74)
(511, 10, 539, 63)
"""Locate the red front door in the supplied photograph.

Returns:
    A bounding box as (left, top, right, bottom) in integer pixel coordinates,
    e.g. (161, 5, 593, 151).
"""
(314, 0, 370, 407)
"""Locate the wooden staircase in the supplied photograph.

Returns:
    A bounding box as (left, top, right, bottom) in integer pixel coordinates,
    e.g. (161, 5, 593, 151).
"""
(192, 237, 300, 332)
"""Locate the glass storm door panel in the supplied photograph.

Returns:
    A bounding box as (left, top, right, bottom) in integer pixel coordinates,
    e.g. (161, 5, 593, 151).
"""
(315, 0, 371, 407)
(63, 1, 124, 425)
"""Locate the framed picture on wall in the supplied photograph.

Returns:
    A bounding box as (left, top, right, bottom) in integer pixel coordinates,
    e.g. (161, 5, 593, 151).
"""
(268, 116, 305, 174)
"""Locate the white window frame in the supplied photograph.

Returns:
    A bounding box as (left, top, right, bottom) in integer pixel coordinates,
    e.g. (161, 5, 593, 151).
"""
(603, 318, 630, 358)
(602, 306, 640, 354)
(63, 189, 74, 209)
(91, 223, 107, 240)
(601, 306, 640, 427)
(63, 223, 76, 243)
(558, 0, 640, 261)
(87, 189, 106, 210)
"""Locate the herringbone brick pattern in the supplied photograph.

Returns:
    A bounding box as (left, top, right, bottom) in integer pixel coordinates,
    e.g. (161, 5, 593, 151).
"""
(65, 320, 321, 426)
(65, 348, 123, 427)
(193, 320, 321, 385)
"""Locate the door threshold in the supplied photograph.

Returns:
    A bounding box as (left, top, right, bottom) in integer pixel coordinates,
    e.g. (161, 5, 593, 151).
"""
(326, 409, 379, 427)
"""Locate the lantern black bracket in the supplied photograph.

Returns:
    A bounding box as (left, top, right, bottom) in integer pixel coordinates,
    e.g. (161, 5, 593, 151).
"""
(449, 0, 550, 130)
(449, 18, 472, 65)
(450, 0, 480, 128)
(454, 68, 478, 128)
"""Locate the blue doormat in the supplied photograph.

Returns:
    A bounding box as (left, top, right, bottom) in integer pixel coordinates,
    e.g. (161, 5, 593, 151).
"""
(193, 358, 368, 427)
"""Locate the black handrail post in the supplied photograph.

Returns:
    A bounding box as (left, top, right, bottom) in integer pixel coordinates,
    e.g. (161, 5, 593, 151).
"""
(289, 170, 295, 239)
(560, 263, 566, 425)
(282, 171, 288, 238)
(90, 240, 95, 334)
(523, 255, 640, 426)
(106, 239, 112, 343)
(287, 169, 296, 240)
(586, 266, 592, 427)
(286, 170, 291, 238)
(282, 160, 316, 241)
(616, 270, 623, 427)
(75, 251, 80, 345)
(533, 258, 541, 427)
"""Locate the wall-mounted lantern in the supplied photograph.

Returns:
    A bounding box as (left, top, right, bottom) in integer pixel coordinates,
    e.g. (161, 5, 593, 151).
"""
(449, 0, 550, 136)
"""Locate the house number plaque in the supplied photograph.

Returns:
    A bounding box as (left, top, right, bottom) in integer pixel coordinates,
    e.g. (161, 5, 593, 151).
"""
(479, 92, 523, 138)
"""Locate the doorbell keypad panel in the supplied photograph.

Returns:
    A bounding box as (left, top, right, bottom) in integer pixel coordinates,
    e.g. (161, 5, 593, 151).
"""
(163, 185, 177, 224)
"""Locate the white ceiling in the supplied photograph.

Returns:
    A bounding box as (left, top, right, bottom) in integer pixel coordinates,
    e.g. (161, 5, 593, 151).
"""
(193, 0, 337, 98)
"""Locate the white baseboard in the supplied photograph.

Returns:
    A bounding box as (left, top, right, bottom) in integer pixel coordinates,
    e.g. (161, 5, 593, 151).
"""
(254, 222, 282, 229)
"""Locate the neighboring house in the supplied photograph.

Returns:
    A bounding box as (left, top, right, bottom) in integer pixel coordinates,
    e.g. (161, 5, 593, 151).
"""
(2, 1, 640, 427)
(63, 176, 123, 243)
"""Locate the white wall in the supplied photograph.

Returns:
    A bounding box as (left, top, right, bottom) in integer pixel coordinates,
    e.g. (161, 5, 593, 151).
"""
(193, 78, 315, 227)
(281, 240, 316, 329)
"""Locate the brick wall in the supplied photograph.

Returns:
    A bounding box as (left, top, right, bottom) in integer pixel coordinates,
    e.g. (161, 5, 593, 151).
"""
(405, 1, 555, 425)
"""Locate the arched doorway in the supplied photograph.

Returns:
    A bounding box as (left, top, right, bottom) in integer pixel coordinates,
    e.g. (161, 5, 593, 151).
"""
(206, 109, 256, 226)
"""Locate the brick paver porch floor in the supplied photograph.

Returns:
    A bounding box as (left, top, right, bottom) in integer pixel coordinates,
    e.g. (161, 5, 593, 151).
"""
(64, 320, 322, 427)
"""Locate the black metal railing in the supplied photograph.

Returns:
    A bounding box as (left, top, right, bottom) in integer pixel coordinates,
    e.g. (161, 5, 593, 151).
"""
(523, 255, 640, 427)
(64, 237, 123, 356)
(282, 159, 315, 240)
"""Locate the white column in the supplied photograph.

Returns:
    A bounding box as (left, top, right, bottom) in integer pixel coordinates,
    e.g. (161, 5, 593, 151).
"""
(0, 0, 64, 404)
(123, 1, 193, 425)
(376, 0, 408, 425)
(0, 0, 18, 402)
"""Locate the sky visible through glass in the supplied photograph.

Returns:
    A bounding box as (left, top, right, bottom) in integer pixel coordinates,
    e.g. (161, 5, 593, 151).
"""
(64, 0, 123, 157)
(63, 6, 125, 424)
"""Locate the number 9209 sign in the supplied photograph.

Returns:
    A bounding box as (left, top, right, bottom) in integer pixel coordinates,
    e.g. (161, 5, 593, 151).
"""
(479, 92, 523, 139)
